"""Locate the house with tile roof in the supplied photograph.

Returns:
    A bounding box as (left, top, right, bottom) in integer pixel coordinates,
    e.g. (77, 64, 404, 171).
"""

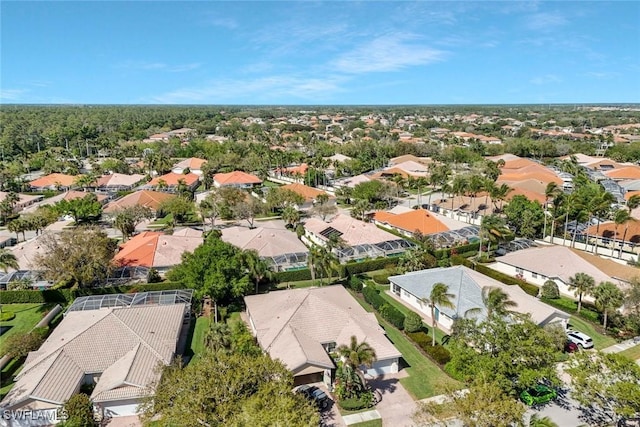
(304, 214, 413, 262)
(491, 245, 637, 302)
(112, 230, 203, 272)
(145, 172, 200, 192)
(28, 173, 77, 191)
(373, 208, 449, 237)
(171, 157, 207, 176)
(0, 192, 43, 213)
(95, 173, 145, 192)
(389, 265, 569, 333)
(221, 220, 308, 272)
(244, 286, 402, 386)
(0, 291, 190, 420)
(213, 170, 262, 189)
(103, 190, 176, 214)
(280, 182, 334, 209)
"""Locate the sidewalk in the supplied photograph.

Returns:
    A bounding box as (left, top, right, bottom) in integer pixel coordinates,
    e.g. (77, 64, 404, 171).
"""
(601, 337, 640, 354)
(342, 410, 381, 425)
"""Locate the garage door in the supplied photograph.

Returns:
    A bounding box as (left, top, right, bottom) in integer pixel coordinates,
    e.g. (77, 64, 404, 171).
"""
(293, 372, 323, 386)
(366, 359, 398, 376)
(103, 400, 140, 417)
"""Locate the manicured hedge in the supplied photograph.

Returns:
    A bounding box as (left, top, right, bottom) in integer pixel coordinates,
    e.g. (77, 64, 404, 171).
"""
(0, 282, 187, 304)
(460, 260, 540, 296)
(362, 286, 384, 310)
(541, 296, 600, 323)
(273, 268, 313, 282)
(435, 242, 480, 260)
(406, 331, 452, 365)
(344, 257, 399, 276)
(379, 303, 405, 330)
(0, 311, 16, 321)
(371, 274, 390, 285)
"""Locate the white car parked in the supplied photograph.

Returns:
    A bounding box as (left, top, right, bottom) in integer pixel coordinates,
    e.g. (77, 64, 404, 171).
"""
(566, 330, 594, 349)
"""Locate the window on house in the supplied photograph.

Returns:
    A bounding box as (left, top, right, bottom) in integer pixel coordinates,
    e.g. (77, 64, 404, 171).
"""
(532, 272, 538, 279)
(516, 267, 524, 274)
(324, 342, 336, 353)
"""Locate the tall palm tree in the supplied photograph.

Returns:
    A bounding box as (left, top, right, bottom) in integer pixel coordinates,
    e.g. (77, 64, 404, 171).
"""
(477, 214, 512, 259)
(336, 335, 377, 386)
(592, 281, 624, 333)
(543, 182, 562, 240)
(613, 209, 632, 258)
(243, 249, 272, 294)
(481, 286, 518, 319)
(468, 174, 484, 212)
(567, 272, 595, 313)
(589, 188, 615, 254)
(281, 205, 300, 228)
(420, 283, 455, 346)
(451, 175, 468, 211)
(0, 248, 19, 273)
(627, 194, 640, 214)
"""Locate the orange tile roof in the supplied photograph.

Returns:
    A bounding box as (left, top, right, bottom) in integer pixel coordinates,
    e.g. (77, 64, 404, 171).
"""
(586, 221, 640, 243)
(605, 166, 640, 180)
(281, 183, 330, 202)
(62, 191, 108, 203)
(148, 172, 199, 187)
(373, 209, 449, 235)
(173, 157, 207, 170)
(113, 231, 161, 267)
(501, 158, 541, 170)
(29, 173, 77, 188)
(279, 163, 308, 176)
(625, 191, 640, 201)
(103, 190, 176, 213)
(213, 170, 262, 186)
(505, 187, 546, 204)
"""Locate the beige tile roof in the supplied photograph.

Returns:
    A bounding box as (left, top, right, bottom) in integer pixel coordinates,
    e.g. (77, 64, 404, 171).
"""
(221, 220, 308, 257)
(95, 173, 145, 188)
(496, 245, 628, 286)
(305, 214, 402, 246)
(244, 286, 401, 372)
(1, 304, 185, 410)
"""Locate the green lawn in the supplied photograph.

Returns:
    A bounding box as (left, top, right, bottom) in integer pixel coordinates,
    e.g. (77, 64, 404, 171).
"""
(349, 291, 461, 399)
(567, 316, 616, 350)
(0, 304, 50, 356)
(275, 277, 341, 289)
(188, 316, 210, 362)
(619, 344, 640, 362)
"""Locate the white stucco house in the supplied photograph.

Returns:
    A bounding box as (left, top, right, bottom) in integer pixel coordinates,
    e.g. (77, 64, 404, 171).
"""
(389, 265, 569, 333)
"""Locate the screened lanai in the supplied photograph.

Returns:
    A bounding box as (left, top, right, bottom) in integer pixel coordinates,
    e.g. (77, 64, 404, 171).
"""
(66, 289, 194, 315)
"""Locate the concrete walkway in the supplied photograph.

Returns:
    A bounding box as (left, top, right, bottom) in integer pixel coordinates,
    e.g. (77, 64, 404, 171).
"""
(601, 337, 640, 354)
(342, 410, 382, 425)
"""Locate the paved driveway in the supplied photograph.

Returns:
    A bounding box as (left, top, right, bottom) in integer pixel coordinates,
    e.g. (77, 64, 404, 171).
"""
(529, 386, 614, 427)
(368, 375, 417, 427)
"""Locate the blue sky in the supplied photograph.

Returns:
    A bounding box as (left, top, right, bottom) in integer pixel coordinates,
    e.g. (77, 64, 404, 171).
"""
(1, 1, 639, 105)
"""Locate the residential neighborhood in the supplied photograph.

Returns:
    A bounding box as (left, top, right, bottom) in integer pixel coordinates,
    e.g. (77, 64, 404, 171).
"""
(1, 104, 640, 427)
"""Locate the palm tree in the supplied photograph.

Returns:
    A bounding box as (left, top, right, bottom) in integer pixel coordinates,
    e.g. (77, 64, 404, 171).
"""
(614, 209, 632, 258)
(592, 281, 624, 333)
(420, 283, 455, 346)
(543, 182, 562, 240)
(567, 272, 595, 313)
(627, 194, 640, 214)
(477, 214, 512, 259)
(468, 174, 484, 212)
(243, 249, 272, 294)
(589, 188, 615, 254)
(336, 335, 377, 386)
(204, 321, 232, 352)
(481, 286, 518, 319)
(0, 249, 19, 273)
(451, 175, 468, 211)
(529, 414, 559, 427)
(281, 205, 300, 228)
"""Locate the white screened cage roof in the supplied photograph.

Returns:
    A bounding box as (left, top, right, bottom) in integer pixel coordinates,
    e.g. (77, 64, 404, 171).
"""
(66, 289, 194, 314)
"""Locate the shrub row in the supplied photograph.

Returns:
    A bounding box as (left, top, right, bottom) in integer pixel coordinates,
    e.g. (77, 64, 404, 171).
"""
(371, 274, 390, 285)
(460, 260, 540, 296)
(362, 286, 405, 330)
(434, 242, 480, 260)
(541, 296, 600, 323)
(344, 257, 399, 276)
(406, 330, 452, 365)
(0, 282, 187, 304)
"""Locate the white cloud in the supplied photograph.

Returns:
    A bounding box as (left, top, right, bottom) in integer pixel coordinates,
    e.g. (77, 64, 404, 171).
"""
(526, 12, 568, 31)
(150, 75, 347, 104)
(0, 88, 28, 101)
(210, 17, 238, 30)
(331, 33, 447, 74)
(530, 74, 561, 85)
(115, 61, 200, 73)
(584, 71, 619, 80)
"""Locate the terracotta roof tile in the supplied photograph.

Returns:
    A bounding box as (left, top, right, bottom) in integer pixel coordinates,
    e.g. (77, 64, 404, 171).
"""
(373, 209, 449, 235)
(213, 170, 262, 186)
